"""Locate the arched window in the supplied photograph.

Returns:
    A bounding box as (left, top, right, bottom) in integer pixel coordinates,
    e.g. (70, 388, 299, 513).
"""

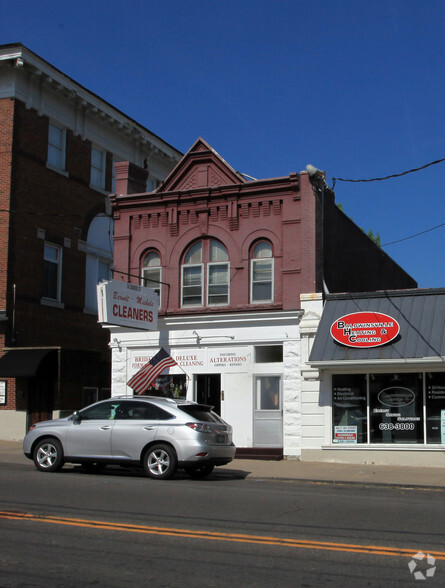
(142, 250, 162, 306)
(181, 239, 229, 307)
(84, 215, 113, 312)
(250, 240, 274, 303)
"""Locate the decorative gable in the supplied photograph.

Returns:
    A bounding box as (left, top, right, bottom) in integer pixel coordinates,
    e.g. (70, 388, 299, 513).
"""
(158, 138, 246, 193)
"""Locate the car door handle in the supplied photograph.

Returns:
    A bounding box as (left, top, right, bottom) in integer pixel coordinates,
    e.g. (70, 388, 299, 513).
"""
(144, 425, 155, 430)
(100, 425, 112, 430)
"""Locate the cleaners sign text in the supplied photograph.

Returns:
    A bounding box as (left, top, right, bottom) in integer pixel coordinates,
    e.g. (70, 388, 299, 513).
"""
(97, 279, 158, 330)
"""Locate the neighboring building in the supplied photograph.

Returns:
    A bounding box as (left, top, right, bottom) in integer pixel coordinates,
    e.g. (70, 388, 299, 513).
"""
(104, 138, 416, 458)
(0, 43, 181, 439)
(305, 288, 445, 467)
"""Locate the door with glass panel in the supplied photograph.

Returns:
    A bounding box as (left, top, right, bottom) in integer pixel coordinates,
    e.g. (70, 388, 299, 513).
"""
(253, 375, 283, 446)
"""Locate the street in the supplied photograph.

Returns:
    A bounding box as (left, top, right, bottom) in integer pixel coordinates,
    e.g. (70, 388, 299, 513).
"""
(0, 459, 444, 587)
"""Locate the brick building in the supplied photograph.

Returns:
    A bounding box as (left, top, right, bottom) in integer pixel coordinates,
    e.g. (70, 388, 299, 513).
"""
(103, 138, 417, 458)
(0, 43, 181, 439)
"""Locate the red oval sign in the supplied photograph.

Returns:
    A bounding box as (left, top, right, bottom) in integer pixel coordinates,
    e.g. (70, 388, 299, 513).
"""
(330, 311, 400, 348)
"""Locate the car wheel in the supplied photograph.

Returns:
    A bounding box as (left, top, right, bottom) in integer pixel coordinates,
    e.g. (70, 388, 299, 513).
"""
(33, 438, 64, 472)
(185, 464, 215, 478)
(143, 444, 177, 480)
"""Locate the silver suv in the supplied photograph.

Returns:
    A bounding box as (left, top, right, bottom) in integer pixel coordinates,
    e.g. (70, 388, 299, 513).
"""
(23, 396, 236, 479)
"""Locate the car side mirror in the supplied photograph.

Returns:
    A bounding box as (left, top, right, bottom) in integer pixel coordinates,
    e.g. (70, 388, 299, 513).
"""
(73, 410, 82, 424)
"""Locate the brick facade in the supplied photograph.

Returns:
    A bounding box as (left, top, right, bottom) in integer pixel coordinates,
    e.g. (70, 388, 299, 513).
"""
(112, 138, 416, 314)
(107, 139, 416, 457)
(0, 43, 181, 438)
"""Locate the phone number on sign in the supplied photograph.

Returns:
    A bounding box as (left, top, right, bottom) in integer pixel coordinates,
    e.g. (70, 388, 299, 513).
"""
(379, 422, 415, 431)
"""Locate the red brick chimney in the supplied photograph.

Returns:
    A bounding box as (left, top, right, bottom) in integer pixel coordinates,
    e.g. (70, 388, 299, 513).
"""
(114, 161, 148, 195)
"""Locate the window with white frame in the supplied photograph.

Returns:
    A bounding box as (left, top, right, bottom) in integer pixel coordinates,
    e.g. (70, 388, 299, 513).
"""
(181, 239, 229, 307)
(84, 215, 113, 312)
(146, 177, 158, 192)
(182, 241, 203, 307)
(250, 240, 274, 303)
(47, 122, 66, 170)
(142, 251, 162, 306)
(91, 147, 106, 190)
(208, 240, 229, 305)
(43, 242, 62, 301)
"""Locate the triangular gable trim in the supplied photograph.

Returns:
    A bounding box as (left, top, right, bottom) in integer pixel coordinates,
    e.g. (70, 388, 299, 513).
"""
(157, 138, 246, 193)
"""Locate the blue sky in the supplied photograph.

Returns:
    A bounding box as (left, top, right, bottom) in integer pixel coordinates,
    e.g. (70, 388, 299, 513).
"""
(2, 0, 445, 288)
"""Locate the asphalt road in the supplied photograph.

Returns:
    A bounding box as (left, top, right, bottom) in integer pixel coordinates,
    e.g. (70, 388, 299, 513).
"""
(0, 460, 444, 587)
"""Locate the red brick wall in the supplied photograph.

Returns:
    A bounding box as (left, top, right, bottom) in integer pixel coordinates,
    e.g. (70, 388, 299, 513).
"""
(0, 99, 113, 411)
(0, 98, 14, 312)
(113, 147, 416, 320)
(8, 101, 110, 349)
(113, 163, 318, 313)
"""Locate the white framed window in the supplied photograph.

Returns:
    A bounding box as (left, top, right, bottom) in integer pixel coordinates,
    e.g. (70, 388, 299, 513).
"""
(146, 177, 158, 192)
(142, 251, 162, 307)
(91, 146, 106, 190)
(182, 241, 203, 307)
(250, 240, 274, 303)
(43, 242, 62, 302)
(181, 240, 229, 308)
(207, 240, 229, 305)
(84, 215, 113, 313)
(47, 122, 66, 170)
(111, 159, 117, 193)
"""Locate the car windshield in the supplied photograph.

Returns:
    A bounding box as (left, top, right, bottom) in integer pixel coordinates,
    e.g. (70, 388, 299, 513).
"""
(178, 405, 223, 423)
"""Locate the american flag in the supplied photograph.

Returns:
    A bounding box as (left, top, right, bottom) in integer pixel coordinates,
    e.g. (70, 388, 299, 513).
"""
(127, 348, 178, 395)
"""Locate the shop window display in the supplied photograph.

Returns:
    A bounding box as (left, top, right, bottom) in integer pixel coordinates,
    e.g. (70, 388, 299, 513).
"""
(332, 372, 445, 445)
(426, 373, 445, 444)
(370, 373, 423, 444)
(145, 374, 187, 400)
(332, 375, 367, 443)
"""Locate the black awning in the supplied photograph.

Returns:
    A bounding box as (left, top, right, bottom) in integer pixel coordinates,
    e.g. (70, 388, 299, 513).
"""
(309, 289, 445, 365)
(0, 349, 57, 377)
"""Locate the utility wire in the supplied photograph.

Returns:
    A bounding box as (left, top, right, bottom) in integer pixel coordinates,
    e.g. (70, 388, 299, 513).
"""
(381, 222, 445, 247)
(332, 156, 445, 183)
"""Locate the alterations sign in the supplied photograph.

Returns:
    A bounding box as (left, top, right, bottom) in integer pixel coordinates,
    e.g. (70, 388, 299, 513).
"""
(97, 280, 158, 330)
(331, 311, 400, 348)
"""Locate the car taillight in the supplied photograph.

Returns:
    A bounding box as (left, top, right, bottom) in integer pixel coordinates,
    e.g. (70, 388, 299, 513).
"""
(186, 422, 213, 433)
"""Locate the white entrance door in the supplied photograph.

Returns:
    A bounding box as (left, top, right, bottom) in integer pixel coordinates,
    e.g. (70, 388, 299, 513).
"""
(253, 375, 283, 446)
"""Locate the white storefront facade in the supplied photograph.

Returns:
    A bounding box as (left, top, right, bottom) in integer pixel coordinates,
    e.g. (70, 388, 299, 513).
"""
(104, 297, 322, 459)
(303, 288, 445, 467)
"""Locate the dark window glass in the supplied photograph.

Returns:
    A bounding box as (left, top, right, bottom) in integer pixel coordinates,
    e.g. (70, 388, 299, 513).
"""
(115, 401, 174, 420)
(80, 401, 120, 420)
(145, 375, 187, 400)
(332, 374, 367, 444)
(255, 346, 283, 363)
(370, 373, 423, 444)
(426, 373, 445, 444)
(178, 405, 223, 422)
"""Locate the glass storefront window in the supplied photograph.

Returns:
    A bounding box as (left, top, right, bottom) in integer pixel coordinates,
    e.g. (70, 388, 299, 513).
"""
(426, 373, 445, 444)
(370, 373, 423, 444)
(332, 375, 367, 444)
(145, 374, 187, 400)
(331, 371, 445, 445)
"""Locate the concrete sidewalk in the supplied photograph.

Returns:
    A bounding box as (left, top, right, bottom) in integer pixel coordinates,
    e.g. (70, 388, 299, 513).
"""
(3, 439, 445, 489)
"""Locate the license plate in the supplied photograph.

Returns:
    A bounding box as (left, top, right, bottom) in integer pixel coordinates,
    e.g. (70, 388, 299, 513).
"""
(217, 434, 227, 443)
